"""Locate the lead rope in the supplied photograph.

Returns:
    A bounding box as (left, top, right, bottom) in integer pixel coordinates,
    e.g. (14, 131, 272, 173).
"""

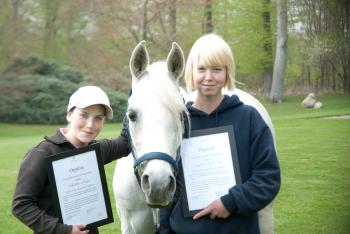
(151, 112, 190, 234)
(152, 208, 160, 234)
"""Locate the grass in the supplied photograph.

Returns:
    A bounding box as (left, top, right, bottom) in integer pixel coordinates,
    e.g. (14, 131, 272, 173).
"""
(0, 94, 349, 233)
(265, 94, 350, 233)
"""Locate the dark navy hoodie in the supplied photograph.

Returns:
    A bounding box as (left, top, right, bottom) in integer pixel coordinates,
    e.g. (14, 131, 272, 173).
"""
(160, 94, 281, 234)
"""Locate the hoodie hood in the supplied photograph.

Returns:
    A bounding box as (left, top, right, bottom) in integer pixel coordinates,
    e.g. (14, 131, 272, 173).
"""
(186, 94, 243, 117)
(186, 94, 243, 130)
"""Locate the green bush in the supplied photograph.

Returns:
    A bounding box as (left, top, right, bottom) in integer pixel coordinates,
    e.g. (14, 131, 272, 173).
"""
(2, 55, 83, 83)
(103, 88, 128, 122)
(0, 55, 128, 124)
(0, 75, 78, 124)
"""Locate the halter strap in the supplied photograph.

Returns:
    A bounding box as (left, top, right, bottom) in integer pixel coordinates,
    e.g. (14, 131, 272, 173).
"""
(125, 117, 180, 186)
(134, 152, 178, 171)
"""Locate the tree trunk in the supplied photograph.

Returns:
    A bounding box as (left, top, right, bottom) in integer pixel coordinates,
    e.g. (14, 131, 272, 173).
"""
(344, 65, 350, 93)
(269, 0, 288, 103)
(169, 0, 177, 43)
(262, 0, 273, 99)
(43, 0, 60, 57)
(307, 64, 311, 87)
(141, 0, 149, 40)
(202, 0, 213, 34)
(320, 60, 325, 93)
(6, 0, 24, 60)
(332, 65, 336, 92)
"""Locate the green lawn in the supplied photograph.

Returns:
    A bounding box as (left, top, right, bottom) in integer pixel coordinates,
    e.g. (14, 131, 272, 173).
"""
(1, 94, 349, 233)
(267, 94, 350, 234)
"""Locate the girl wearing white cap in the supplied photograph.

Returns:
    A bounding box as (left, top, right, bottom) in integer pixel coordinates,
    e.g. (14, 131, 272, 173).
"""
(12, 86, 130, 234)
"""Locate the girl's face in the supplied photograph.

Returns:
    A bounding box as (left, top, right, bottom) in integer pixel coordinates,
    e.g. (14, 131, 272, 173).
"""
(66, 105, 106, 148)
(193, 57, 226, 98)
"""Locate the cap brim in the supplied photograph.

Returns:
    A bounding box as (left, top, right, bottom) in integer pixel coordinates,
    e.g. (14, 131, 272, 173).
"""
(75, 102, 113, 120)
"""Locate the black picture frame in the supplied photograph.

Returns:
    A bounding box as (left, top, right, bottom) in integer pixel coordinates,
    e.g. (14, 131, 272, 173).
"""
(179, 125, 242, 217)
(45, 143, 113, 229)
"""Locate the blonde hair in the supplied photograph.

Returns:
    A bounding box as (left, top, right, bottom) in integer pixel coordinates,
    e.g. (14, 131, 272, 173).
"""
(184, 33, 236, 92)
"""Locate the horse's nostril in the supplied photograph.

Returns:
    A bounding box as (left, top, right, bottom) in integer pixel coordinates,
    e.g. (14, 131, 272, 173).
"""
(141, 174, 150, 193)
(167, 176, 176, 194)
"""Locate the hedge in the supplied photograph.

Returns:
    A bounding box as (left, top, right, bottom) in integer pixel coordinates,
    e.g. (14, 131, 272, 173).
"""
(0, 55, 128, 124)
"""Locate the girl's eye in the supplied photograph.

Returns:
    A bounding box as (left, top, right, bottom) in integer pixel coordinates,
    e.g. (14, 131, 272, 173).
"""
(213, 67, 223, 71)
(94, 116, 105, 122)
(197, 67, 206, 72)
(80, 113, 89, 119)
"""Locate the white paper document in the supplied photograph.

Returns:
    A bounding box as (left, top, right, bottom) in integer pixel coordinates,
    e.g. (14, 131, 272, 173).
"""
(181, 131, 236, 211)
(52, 151, 108, 225)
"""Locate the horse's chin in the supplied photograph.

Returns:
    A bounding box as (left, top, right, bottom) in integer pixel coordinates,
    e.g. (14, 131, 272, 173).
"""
(145, 196, 172, 208)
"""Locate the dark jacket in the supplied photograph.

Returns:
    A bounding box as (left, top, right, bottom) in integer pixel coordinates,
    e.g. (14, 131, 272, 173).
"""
(12, 128, 130, 234)
(160, 95, 281, 234)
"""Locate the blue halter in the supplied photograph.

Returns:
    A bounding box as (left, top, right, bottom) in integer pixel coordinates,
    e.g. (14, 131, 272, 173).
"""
(133, 151, 179, 171)
(125, 118, 182, 186)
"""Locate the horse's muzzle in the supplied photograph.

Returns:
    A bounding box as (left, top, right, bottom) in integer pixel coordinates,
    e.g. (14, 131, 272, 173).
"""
(141, 173, 176, 207)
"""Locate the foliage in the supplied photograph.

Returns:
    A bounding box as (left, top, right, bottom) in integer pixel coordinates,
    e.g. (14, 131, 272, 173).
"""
(0, 0, 348, 94)
(288, 0, 350, 93)
(103, 88, 128, 123)
(0, 74, 75, 124)
(0, 0, 276, 89)
(0, 55, 127, 124)
(214, 0, 270, 78)
(2, 54, 84, 83)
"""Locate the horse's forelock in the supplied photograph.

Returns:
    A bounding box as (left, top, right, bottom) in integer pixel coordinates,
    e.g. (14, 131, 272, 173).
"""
(146, 61, 187, 145)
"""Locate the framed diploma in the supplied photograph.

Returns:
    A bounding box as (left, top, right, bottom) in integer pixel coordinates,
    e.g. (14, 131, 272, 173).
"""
(45, 143, 113, 229)
(179, 125, 242, 217)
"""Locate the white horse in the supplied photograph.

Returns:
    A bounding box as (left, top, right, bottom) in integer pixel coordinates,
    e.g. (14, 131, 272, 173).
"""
(113, 41, 276, 234)
(113, 41, 188, 234)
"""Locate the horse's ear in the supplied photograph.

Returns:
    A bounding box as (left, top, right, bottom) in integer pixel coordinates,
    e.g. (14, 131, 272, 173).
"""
(130, 40, 149, 78)
(167, 42, 185, 80)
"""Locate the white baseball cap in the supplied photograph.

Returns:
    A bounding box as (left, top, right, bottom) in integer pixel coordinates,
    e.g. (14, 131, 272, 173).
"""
(67, 86, 113, 119)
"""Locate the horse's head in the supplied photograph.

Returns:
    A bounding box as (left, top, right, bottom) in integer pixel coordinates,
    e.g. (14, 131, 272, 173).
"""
(126, 41, 187, 207)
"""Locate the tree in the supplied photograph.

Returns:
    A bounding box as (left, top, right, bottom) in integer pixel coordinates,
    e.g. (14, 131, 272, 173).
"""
(0, 0, 28, 69)
(3, 0, 347, 95)
(269, 0, 288, 103)
(141, 0, 149, 40)
(287, 0, 350, 93)
(261, 0, 274, 99)
(41, 0, 61, 57)
(169, 0, 177, 43)
(203, 0, 213, 33)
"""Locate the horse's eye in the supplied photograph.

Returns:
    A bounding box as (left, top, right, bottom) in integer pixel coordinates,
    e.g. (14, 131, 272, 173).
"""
(128, 110, 138, 122)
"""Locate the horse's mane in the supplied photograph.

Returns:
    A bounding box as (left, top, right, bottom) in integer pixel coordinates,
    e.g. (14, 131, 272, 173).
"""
(145, 61, 188, 146)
